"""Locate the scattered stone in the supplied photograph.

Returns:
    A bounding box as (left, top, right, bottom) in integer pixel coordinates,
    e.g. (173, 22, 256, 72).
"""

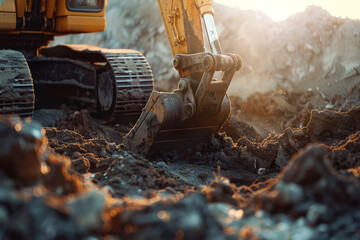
(0, 116, 43, 184)
(257, 168, 267, 176)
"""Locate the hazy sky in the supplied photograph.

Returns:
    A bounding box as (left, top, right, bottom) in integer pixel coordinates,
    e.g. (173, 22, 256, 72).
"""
(215, 0, 359, 22)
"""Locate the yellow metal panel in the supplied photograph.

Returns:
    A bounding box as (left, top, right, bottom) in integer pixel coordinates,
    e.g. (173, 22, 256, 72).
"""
(157, 0, 204, 56)
(0, 0, 16, 12)
(195, 0, 214, 16)
(15, 0, 27, 18)
(183, 0, 205, 52)
(42, 0, 46, 12)
(56, 0, 106, 17)
(0, 12, 16, 31)
(55, 16, 105, 33)
(157, 0, 188, 56)
(45, 0, 56, 19)
(157, 0, 205, 78)
(25, 0, 32, 12)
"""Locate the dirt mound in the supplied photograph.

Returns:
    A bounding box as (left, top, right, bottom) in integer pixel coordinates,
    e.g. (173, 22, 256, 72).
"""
(234, 107, 360, 170)
(224, 89, 329, 142)
(0, 116, 103, 239)
(2, 105, 360, 239)
(44, 126, 190, 197)
(54, 108, 130, 143)
(245, 145, 360, 239)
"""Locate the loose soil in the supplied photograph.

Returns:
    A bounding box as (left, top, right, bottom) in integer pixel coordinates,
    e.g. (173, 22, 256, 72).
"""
(1, 83, 359, 239)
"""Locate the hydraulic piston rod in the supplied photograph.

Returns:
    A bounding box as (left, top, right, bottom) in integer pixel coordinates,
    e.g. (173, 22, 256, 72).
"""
(203, 13, 222, 54)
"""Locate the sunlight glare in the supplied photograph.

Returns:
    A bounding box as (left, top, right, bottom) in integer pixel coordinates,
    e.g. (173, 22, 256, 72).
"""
(215, 0, 360, 22)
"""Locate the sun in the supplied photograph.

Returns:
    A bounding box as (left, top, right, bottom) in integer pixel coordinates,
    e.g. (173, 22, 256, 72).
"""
(215, 0, 360, 22)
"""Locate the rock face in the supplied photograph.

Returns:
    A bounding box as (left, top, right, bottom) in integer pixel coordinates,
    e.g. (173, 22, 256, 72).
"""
(53, 1, 360, 97)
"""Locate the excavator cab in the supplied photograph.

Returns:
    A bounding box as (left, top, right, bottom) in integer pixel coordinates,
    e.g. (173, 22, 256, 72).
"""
(54, 0, 106, 33)
(123, 0, 242, 157)
(67, 0, 104, 10)
(0, 0, 106, 37)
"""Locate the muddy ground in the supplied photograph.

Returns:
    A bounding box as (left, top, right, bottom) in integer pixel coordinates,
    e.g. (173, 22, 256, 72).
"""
(0, 84, 359, 239)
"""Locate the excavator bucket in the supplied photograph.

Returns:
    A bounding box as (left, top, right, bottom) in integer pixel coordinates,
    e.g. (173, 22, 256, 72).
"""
(124, 52, 242, 157)
(123, 90, 231, 156)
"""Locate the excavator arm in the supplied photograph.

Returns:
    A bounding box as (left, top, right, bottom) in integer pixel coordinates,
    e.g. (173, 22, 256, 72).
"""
(123, 0, 242, 157)
(158, 0, 221, 57)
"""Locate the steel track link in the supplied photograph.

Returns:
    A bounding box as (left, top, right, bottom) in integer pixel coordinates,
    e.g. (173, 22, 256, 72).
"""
(32, 45, 154, 123)
(0, 50, 34, 118)
(102, 51, 154, 121)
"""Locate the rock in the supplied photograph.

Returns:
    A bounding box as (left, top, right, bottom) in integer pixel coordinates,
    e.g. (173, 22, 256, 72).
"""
(71, 157, 91, 173)
(307, 109, 356, 142)
(0, 116, 44, 184)
(257, 168, 267, 176)
(178, 211, 204, 238)
(43, 153, 83, 195)
(281, 145, 333, 185)
(275, 181, 304, 205)
(0, 172, 91, 239)
(156, 162, 169, 169)
(292, 225, 318, 240)
(45, 127, 84, 145)
(266, 222, 292, 240)
(203, 177, 239, 206)
(249, 142, 360, 228)
(325, 104, 334, 109)
(306, 204, 327, 225)
(0, 206, 8, 223)
(67, 190, 106, 230)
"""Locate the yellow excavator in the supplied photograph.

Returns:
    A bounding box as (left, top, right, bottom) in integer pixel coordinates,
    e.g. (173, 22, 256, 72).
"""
(0, 0, 242, 157)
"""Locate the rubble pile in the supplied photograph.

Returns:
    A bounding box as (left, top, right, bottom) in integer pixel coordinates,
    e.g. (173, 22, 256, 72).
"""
(0, 117, 104, 239)
(1, 102, 360, 239)
(245, 145, 360, 240)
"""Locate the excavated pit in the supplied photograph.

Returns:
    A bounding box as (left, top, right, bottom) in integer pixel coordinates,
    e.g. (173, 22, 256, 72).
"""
(1, 2, 360, 239)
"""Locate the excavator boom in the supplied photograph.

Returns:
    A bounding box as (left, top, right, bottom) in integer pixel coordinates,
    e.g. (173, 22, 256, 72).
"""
(123, 0, 242, 157)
